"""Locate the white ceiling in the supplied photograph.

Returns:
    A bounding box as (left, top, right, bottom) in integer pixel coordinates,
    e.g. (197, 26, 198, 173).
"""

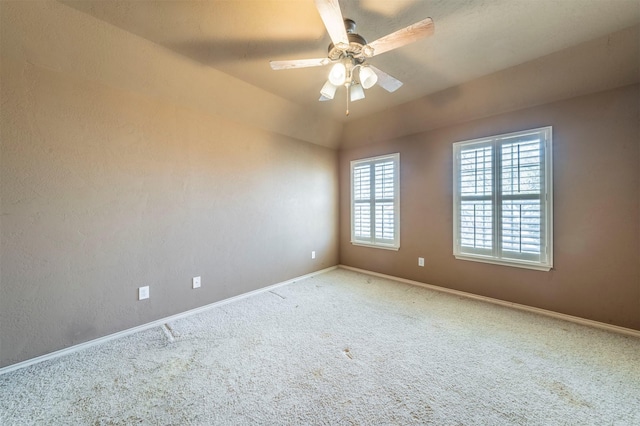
(61, 0, 640, 121)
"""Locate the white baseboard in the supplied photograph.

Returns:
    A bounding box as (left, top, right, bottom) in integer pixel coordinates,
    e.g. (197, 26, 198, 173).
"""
(0, 266, 338, 376)
(339, 265, 640, 339)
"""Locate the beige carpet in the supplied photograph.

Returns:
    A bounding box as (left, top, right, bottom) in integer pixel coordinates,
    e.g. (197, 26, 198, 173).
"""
(1, 268, 639, 425)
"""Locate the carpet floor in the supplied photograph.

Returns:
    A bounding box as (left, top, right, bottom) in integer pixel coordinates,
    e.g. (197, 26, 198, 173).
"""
(1, 268, 639, 425)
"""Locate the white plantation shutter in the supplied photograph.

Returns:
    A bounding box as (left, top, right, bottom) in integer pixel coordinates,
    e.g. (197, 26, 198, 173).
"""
(453, 127, 552, 270)
(500, 136, 545, 261)
(459, 145, 493, 254)
(353, 164, 371, 239)
(351, 154, 400, 249)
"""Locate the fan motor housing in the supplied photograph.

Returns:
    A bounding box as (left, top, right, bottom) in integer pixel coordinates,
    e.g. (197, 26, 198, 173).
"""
(327, 19, 368, 62)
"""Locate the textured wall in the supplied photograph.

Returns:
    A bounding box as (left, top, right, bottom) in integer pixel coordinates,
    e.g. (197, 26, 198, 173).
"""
(339, 84, 640, 330)
(0, 4, 339, 368)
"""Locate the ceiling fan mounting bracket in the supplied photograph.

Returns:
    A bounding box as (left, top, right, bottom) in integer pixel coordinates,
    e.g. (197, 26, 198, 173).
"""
(343, 18, 357, 34)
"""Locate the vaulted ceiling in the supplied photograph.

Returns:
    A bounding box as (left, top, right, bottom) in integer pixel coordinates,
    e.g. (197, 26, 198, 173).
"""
(60, 0, 640, 122)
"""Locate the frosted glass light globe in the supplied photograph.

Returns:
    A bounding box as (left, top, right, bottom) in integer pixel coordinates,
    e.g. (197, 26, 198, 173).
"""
(328, 62, 347, 86)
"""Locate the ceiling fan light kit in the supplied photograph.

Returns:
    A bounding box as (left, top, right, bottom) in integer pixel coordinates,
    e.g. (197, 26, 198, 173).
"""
(328, 61, 347, 86)
(349, 84, 365, 102)
(269, 0, 434, 116)
(320, 80, 338, 100)
(359, 65, 378, 89)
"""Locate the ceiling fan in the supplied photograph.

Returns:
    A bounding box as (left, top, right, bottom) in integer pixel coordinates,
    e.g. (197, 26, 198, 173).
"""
(270, 0, 434, 115)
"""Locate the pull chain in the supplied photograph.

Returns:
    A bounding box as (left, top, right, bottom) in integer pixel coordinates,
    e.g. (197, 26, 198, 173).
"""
(345, 85, 350, 116)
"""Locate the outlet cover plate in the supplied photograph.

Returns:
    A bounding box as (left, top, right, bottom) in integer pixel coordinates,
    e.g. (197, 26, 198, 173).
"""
(139, 286, 149, 300)
(193, 276, 201, 289)
(311, 251, 316, 259)
(418, 257, 425, 267)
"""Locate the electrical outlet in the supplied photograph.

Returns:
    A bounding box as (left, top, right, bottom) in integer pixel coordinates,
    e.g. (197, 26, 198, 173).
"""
(138, 286, 149, 300)
(192, 276, 201, 289)
(311, 251, 316, 259)
(418, 257, 425, 267)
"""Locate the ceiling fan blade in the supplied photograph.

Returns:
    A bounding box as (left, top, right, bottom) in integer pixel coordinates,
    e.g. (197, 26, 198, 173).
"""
(366, 17, 434, 57)
(314, 0, 349, 49)
(270, 58, 330, 70)
(319, 95, 332, 102)
(369, 65, 403, 92)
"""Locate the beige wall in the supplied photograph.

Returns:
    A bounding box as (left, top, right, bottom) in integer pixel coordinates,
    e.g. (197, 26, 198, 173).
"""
(339, 84, 640, 330)
(0, 2, 339, 368)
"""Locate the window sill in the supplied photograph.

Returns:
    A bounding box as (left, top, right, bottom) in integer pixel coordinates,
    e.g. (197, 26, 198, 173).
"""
(351, 241, 400, 251)
(454, 254, 552, 271)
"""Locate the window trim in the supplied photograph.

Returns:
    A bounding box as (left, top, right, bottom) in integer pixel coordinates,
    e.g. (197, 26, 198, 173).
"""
(350, 153, 400, 251)
(453, 127, 553, 271)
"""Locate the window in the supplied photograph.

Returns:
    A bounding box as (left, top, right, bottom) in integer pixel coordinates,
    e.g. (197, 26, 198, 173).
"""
(351, 153, 400, 250)
(453, 127, 553, 270)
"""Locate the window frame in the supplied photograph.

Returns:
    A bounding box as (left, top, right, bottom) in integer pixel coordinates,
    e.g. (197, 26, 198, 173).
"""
(453, 127, 553, 271)
(350, 153, 400, 251)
